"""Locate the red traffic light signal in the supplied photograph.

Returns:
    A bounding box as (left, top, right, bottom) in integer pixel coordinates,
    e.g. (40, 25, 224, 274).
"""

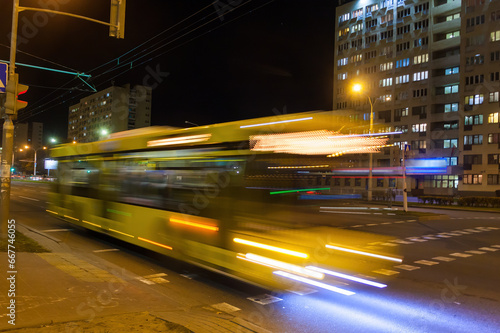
(4, 74, 28, 115)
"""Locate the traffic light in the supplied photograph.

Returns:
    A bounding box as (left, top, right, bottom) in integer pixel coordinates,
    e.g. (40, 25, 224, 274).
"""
(109, 0, 126, 39)
(4, 74, 28, 116)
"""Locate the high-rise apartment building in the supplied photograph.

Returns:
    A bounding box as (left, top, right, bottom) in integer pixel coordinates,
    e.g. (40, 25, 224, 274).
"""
(14, 122, 43, 150)
(68, 84, 152, 143)
(334, 0, 500, 196)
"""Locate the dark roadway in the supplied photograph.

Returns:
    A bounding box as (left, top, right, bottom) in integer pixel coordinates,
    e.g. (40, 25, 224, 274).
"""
(4, 180, 500, 333)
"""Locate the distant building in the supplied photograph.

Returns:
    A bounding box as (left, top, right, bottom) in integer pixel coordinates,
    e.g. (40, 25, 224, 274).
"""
(68, 84, 152, 143)
(334, 0, 500, 196)
(14, 122, 43, 150)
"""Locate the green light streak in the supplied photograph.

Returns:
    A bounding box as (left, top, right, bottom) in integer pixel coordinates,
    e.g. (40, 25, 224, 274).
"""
(270, 188, 330, 195)
(106, 209, 131, 217)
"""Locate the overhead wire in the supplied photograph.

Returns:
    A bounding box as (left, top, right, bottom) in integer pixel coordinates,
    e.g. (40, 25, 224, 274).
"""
(18, 0, 270, 122)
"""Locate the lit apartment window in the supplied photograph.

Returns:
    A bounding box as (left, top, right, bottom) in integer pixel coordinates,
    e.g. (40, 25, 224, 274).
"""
(414, 54, 429, 64)
(443, 139, 458, 148)
(444, 85, 459, 94)
(465, 114, 483, 125)
(488, 112, 499, 123)
(379, 94, 392, 102)
(463, 174, 482, 185)
(380, 62, 393, 71)
(446, 31, 460, 39)
(338, 57, 348, 66)
(488, 133, 500, 144)
(412, 123, 427, 133)
(339, 27, 350, 38)
(465, 94, 484, 105)
(352, 23, 363, 32)
(413, 71, 428, 81)
(380, 12, 393, 24)
(446, 13, 460, 21)
(490, 92, 499, 102)
(445, 67, 459, 75)
(464, 134, 483, 145)
(395, 74, 409, 84)
(366, 4, 379, 15)
(491, 30, 500, 42)
(339, 13, 350, 23)
(444, 103, 458, 112)
(380, 78, 393, 87)
(380, 0, 394, 9)
(352, 8, 363, 19)
(395, 58, 410, 68)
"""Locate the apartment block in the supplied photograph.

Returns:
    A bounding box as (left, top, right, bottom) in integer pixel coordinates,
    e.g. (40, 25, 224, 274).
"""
(68, 84, 152, 143)
(334, 0, 500, 196)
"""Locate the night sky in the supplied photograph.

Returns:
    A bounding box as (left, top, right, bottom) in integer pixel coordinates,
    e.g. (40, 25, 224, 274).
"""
(0, 0, 336, 142)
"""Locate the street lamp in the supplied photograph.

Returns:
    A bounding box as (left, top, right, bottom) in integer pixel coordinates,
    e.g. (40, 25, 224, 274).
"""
(22, 145, 47, 176)
(352, 83, 374, 201)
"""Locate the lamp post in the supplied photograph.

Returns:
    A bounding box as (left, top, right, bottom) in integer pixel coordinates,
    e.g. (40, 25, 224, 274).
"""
(22, 145, 46, 176)
(352, 83, 374, 201)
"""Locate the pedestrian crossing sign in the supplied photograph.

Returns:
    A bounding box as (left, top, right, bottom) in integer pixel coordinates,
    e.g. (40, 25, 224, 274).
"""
(0, 62, 7, 93)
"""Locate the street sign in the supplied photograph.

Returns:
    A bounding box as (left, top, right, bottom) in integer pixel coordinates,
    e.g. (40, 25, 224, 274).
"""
(0, 62, 7, 93)
(404, 144, 411, 152)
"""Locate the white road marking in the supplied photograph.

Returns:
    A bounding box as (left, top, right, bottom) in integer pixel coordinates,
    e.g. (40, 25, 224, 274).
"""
(93, 249, 120, 253)
(180, 273, 197, 279)
(366, 223, 378, 226)
(149, 277, 169, 284)
(381, 222, 392, 225)
(381, 242, 398, 247)
(212, 302, 241, 313)
(392, 239, 413, 244)
(352, 225, 363, 228)
(479, 247, 499, 252)
(394, 221, 406, 224)
(136, 277, 155, 285)
(449, 253, 472, 258)
(320, 211, 371, 215)
(19, 196, 39, 201)
(144, 273, 168, 278)
(423, 236, 439, 240)
(433, 256, 455, 262)
(465, 250, 486, 255)
(407, 237, 427, 242)
(248, 294, 283, 305)
(492, 245, 500, 248)
(407, 220, 417, 222)
(395, 264, 420, 271)
(414, 260, 439, 266)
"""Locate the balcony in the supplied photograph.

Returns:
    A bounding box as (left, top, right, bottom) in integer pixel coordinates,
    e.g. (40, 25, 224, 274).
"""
(432, 36, 460, 51)
(431, 54, 460, 69)
(433, 0, 461, 16)
(433, 17, 461, 34)
(432, 74, 459, 87)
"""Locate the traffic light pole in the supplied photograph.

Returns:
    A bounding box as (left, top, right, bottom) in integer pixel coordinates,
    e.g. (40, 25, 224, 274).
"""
(1, 0, 19, 238)
(1, 0, 126, 237)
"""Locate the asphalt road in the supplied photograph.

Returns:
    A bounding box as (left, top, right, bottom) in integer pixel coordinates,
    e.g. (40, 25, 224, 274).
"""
(7, 180, 500, 332)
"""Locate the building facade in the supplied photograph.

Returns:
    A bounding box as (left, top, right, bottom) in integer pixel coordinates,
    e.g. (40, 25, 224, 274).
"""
(14, 122, 43, 150)
(68, 84, 152, 143)
(334, 0, 500, 196)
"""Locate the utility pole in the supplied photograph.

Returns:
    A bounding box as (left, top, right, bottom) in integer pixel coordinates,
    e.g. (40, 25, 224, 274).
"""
(1, 0, 20, 238)
(0, 0, 126, 238)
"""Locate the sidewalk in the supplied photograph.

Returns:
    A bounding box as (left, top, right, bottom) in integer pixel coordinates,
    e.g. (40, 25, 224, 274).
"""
(0, 224, 192, 333)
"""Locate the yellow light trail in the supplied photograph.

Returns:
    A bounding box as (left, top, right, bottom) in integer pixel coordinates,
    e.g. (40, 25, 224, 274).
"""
(170, 218, 219, 232)
(63, 215, 78, 221)
(233, 238, 309, 259)
(138, 237, 173, 250)
(82, 220, 102, 228)
(109, 228, 134, 238)
(239, 253, 324, 279)
(46, 209, 58, 215)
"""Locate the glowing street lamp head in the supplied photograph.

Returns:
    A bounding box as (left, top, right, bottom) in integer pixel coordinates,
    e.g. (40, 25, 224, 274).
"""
(100, 129, 109, 136)
(352, 83, 363, 93)
(50, 138, 57, 143)
(24, 145, 29, 149)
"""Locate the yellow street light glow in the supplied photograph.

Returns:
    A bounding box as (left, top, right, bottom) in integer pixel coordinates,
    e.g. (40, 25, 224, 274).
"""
(240, 117, 313, 129)
(147, 134, 211, 147)
(352, 83, 362, 92)
(170, 217, 219, 232)
(274, 271, 355, 296)
(325, 244, 403, 263)
(138, 237, 173, 250)
(233, 238, 309, 258)
(238, 253, 324, 280)
(109, 228, 134, 238)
